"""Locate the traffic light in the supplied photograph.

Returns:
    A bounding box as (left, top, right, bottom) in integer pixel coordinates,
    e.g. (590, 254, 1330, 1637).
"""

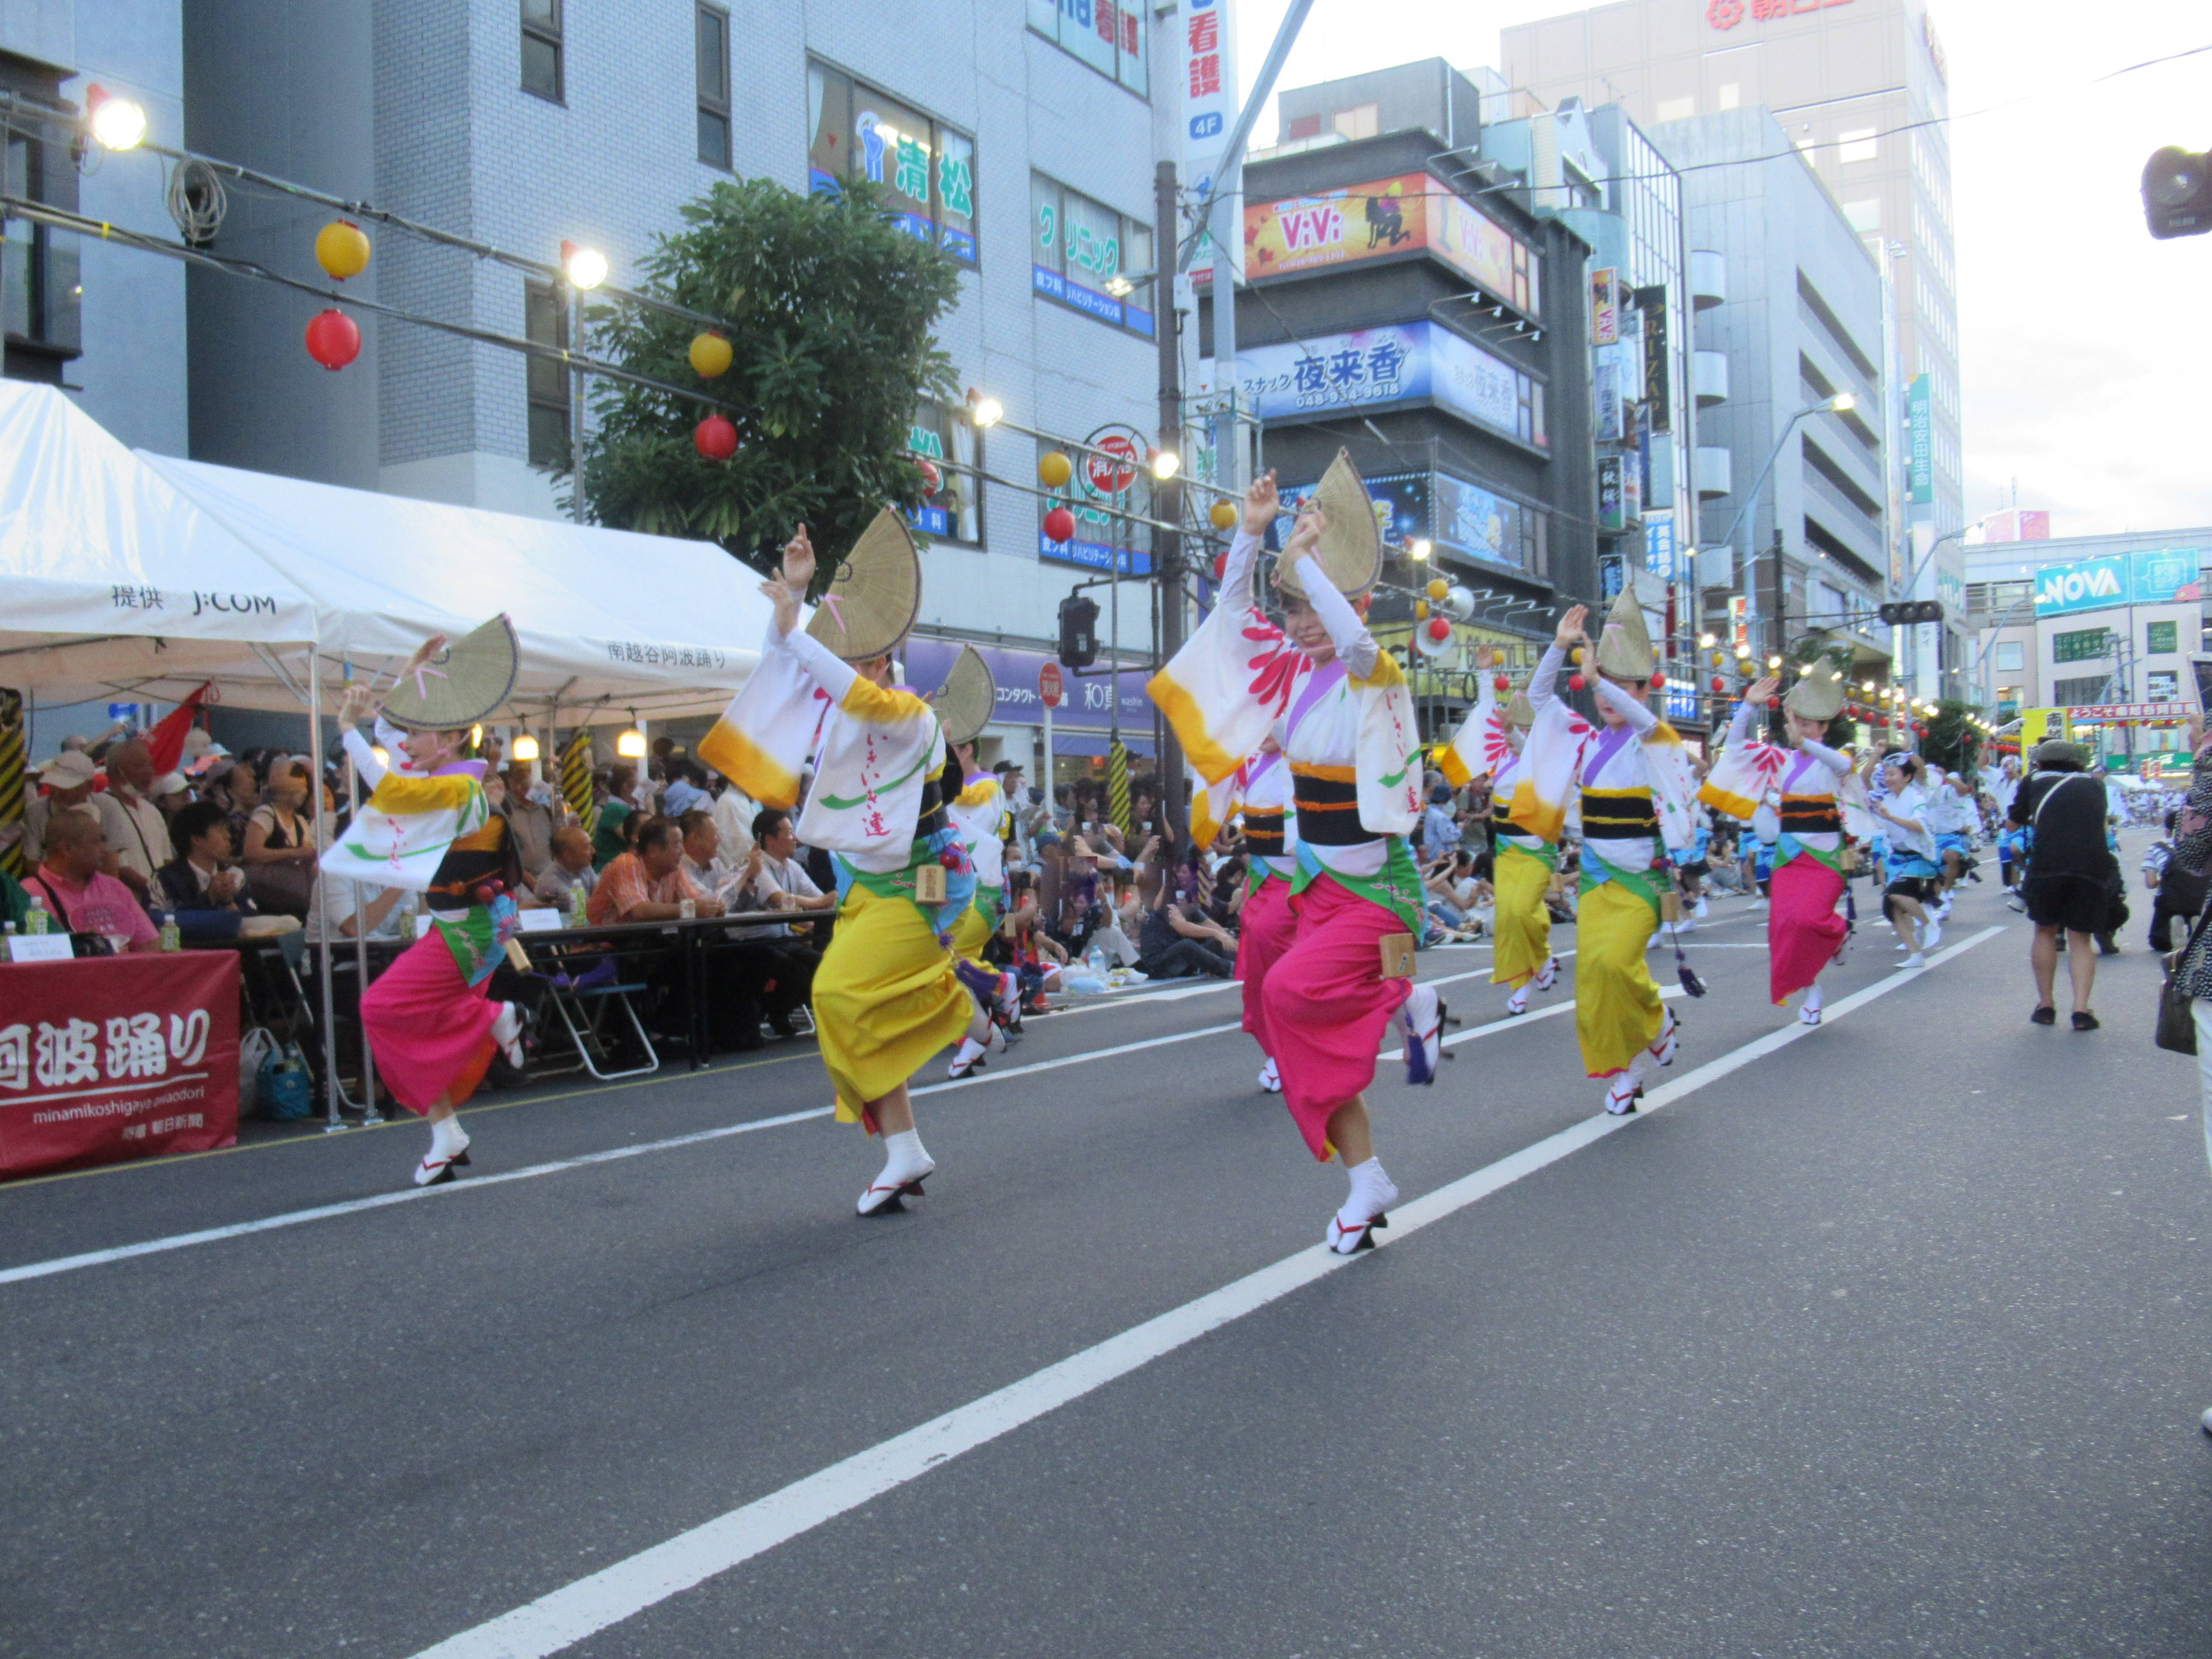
(2143, 146, 2212, 240)
(1878, 600, 1944, 626)
(1057, 593, 1099, 669)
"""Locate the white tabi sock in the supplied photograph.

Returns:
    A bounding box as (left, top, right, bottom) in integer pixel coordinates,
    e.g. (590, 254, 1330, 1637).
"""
(1803, 979, 1823, 1015)
(1339, 1155, 1399, 1225)
(428, 1115, 468, 1160)
(879, 1128, 932, 1185)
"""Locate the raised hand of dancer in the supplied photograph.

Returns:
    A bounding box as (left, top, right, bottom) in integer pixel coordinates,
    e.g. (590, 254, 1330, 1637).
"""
(1553, 604, 1587, 650)
(336, 682, 379, 727)
(780, 524, 816, 591)
(1745, 675, 1779, 707)
(1283, 502, 1325, 562)
(1244, 469, 1280, 534)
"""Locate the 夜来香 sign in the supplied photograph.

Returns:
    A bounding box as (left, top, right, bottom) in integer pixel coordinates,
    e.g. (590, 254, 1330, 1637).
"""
(1235, 322, 1544, 448)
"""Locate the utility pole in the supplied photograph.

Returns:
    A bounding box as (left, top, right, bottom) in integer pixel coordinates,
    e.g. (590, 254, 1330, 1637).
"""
(1155, 159, 1189, 840)
(1771, 527, 1787, 660)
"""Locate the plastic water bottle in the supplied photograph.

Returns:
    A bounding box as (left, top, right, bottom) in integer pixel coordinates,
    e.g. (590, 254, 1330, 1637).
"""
(1087, 943, 1107, 977)
(25, 896, 49, 936)
(569, 885, 588, 928)
(159, 911, 181, 952)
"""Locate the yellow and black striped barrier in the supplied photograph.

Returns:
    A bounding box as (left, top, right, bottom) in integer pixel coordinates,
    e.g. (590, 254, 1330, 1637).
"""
(0, 689, 23, 879)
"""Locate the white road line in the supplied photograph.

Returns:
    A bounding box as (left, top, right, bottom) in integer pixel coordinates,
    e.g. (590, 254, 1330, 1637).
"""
(404, 923, 2007, 1659)
(0, 963, 1502, 1286)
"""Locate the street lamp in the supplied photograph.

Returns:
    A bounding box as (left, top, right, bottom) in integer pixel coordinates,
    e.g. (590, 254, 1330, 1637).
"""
(1409, 538, 1432, 562)
(1103, 267, 1156, 300)
(560, 240, 608, 290)
(1717, 392, 1861, 660)
(967, 393, 1004, 429)
(1150, 448, 1180, 481)
(86, 87, 148, 150)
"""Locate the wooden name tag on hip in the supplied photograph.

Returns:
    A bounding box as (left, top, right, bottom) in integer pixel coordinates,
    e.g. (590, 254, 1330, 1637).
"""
(1841, 845, 1860, 873)
(1379, 932, 1416, 979)
(913, 863, 947, 904)
(1660, 891, 1682, 924)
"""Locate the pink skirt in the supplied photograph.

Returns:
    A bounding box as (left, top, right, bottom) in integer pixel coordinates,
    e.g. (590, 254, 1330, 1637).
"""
(360, 930, 500, 1114)
(1769, 854, 1847, 1004)
(1235, 874, 1299, 1058)
(1260, 873, 1414, 1161)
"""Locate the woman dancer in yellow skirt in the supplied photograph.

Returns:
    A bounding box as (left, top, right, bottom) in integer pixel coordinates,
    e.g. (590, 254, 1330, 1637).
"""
(1521, 592, 1694, 1114)
(1440, 647, 1563, 1015)
(701, 514, 992, 1215)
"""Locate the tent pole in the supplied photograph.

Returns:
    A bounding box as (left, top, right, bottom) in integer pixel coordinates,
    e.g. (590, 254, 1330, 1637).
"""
(351, 713, 382, 1126)
(309, 654, 343, 1133)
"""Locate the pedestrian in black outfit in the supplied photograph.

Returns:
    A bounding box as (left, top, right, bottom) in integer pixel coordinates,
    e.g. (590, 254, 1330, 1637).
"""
(2007, 739, 2122, 1030)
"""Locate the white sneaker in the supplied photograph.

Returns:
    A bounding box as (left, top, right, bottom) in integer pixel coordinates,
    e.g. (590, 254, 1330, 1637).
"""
(1897, 952, 1925, 969)
(1123, 968, 1149, 982)
(1695, 897, 1709, 918)
(1921, 917, 1943, 951)
(1257, 1055, 1281, 1093)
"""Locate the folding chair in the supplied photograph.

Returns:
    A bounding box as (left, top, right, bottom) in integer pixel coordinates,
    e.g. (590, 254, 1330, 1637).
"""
(541, 969, 660, 1081)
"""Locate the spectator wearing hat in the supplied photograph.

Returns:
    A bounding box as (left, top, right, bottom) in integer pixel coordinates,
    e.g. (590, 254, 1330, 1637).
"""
(151, 771, 194, 826)
(2008, 738, 2122, 1030)
(23, 749, 100, 867)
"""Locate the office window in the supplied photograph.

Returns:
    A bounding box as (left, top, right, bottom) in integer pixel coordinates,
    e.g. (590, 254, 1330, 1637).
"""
(1026, 0, 1148, 97)
(2053, 676, 2106, 707)
(1029, 174, 1154, 337)
(807, 62, 976, 265)
(2147, 619, 2180, 655)
(696, 6, 731, 168)
(521, 0, 562, 102)
(1995, 641, 2024, 672)
(524, 281, 570, 469)
(908, 399, 981, 546)
(2052, 627, 2110, 664)
(2149, 669, 2181, 701)
(3, 113, 82, 374)
(1838, 128, 1878, 164)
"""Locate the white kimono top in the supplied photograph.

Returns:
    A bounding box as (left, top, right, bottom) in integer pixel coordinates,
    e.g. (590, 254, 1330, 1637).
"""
(699, 617, 945, 877)
(946, 771, 1006, 892)
(1517, 643, 1694, 886)
(1438, 669, 1548, 855)
(1700, 698, 1851, 870)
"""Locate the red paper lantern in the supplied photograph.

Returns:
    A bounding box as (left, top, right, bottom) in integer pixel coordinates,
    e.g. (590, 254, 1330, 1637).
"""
(1650, 673, 1666, 690)
(917, 459, 942, 494)
(693, 415, 738, 460)
(1213, 552, 1228, 582)
(1569, 673, 1587, 692)
(1493, 673, 1511, 693)
(1711, 676, 1725, 693)
(1044, 506, 1077, 543)
(1426, 617, 1452, 642)
(303, 308, 361, 371)
(1766, 696, 1781, 710)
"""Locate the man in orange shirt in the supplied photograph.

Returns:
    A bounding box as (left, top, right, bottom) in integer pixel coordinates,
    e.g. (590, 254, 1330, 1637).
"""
(588, 816, 725, 925)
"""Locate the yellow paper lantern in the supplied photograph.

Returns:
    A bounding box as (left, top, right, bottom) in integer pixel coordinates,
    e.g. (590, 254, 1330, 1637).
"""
(1208, 498, 1238, 531)
(1426, 578, 1448, 601)
(1572, 646, 1586, 667)
(688, 331, 733, 378)
(1415, 600, 1430, 620)
(314, 220, 371, 281)
(1039, 451, 1074, 489)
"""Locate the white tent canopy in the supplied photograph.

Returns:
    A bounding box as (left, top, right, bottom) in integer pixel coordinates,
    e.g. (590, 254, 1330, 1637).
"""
(139, 454, 773, 724)
(0, 383, 320, 705)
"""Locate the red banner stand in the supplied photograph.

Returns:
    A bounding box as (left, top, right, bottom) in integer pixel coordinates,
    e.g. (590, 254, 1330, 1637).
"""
(0, 952, 241, 1179)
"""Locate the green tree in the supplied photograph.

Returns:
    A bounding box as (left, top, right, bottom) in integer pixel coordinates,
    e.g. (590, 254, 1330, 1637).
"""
(583, 177, 962, 577)
(1922, 698, 1982, 776)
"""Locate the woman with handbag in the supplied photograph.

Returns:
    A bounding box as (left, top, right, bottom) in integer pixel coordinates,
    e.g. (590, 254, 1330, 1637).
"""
(2007, 738, 2122, 1030)
(241, 755, 321, 919)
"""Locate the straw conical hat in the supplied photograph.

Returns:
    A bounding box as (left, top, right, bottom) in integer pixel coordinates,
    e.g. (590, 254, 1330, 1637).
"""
(931, 644, 996, 746)
(808, 508, 921, 661)
(1274, 451, 1382, 601)
(1784, 656, 1846, 721)
(379, 614, 519, 731)
(1507, 688, 1536, 728)
(1592, 586, 1656, 680)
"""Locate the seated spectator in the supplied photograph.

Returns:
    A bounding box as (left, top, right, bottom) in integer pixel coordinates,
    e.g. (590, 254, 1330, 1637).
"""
(151, 771, 195, 827)
(726, 807, 832, 1037)
(1052, 841, 1103, 958)
(1424, 849, 1489, 939)
(660, 761, 711, 818)
(591, 763, 638, 870)
(589, 815, 724, 925)
(154, 798, 259, 940)
(678, 809, 737, 900)
(501, 762, 555, 879)
(22, 749, 100, 866)
(1135, 872, 1237, 980)
(533, 826, 600, 912)
(997, 880, 1069, 1010)
(26, 813, 158, 952)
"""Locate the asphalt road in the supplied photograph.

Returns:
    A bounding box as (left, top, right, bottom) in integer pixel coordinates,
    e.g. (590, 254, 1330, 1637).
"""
(5, 856, 2211, 1659)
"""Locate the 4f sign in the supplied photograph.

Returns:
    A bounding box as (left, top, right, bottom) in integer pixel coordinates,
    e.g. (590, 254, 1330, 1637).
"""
(1182, 0, 1243, 282)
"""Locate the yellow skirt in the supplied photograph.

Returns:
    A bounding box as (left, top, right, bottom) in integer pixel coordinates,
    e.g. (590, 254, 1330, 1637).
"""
(1491, 842, 1554, 988)
(1574, 879, 1662, 1077)
(813, 883, 974, 1129)
(947, 900, 995, 974)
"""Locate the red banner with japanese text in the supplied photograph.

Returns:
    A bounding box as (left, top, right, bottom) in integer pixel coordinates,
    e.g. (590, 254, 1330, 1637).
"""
(0, 952, 240, 1179)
